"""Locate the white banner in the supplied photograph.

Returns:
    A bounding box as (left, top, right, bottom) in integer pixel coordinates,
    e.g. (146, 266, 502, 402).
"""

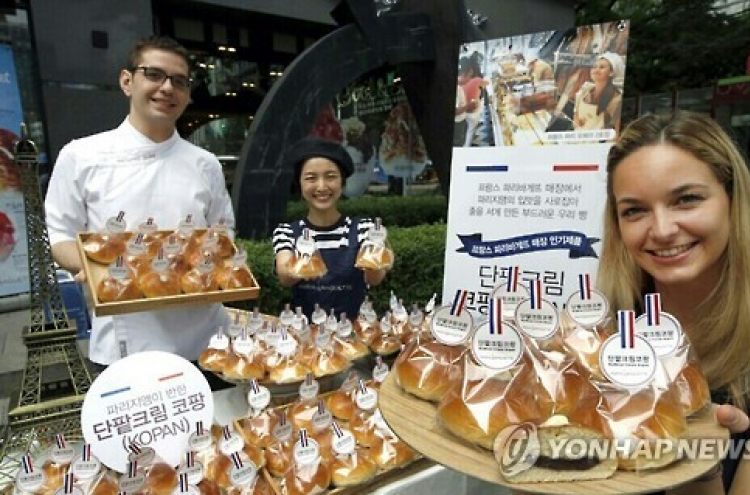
(443, 144, 610, 314)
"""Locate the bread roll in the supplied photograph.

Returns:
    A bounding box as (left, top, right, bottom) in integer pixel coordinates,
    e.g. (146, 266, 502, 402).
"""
(197, 478, 220, 495)
(281, 460, 330, 495)
(602, 386, 688, 471)
(370, 332, 401, 356)
(181, 267, 220, 293)
(199, 347, 228, 372)
(223, 351, 265, 381)
(40, 460, 65, 495)
(394, 339, 466, 402)
(89, 473, 118, 495)
(216, 265, 255, 290)
(138, 271, 182, 298)
(83, 233, 126, 264)
(349, 410, 380, 448)
(352, 318, 379, 346)
(326, 389, 356, 421)
(96, 276, 142, 302)
(355, 243, 394, 270)
(142, 462, 177, 495)
(332, 336, 370, 361)
(330, 449, 378, 487)
(236, 412, 278, 449)
(437, 357, 548, 450)
(370, 433, 416, 470)
(269, 359, 309, 384)
(264, 440, 293, 477)
(673, 362, 711, 416)
(309, 349, 349, 377)
(286, 252, 327, 279)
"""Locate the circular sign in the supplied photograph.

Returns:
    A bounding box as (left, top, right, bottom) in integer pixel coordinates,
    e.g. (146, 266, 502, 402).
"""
(491, 284, 530, 319)
(15, 466, 46, 493)
(105, 216, 127, 233)
(229, 460, 257, 488)
(71, 454, 102, 481)
(188, 431, 212, 452)
(293, 437, 320, 466)
(355, 386, 378, 411)
(232, 335, 255, 356)
(273, 421, 293, 443)
(514, 299, 559, 341)
(634, 312, 682, 357)
(81, 351, 214, 472)
(430, 306, 474, 345)
(179, 460, 204, 485)
(332, 428, 356, 456)
(311, 307, 327, 326)
(208, 332, 230, 351)
(470, 321, 524, 370)
(599, 334, 658, 389)
(295, 237, 316, 257)
(219, 432, 245, 456)
(565, 290, 609, 327)
(299, 379, 320, 402)
(246, 384, 271, 412)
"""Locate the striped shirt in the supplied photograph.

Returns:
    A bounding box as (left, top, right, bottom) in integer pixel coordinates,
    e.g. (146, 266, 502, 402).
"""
(273, 216, 374, 254)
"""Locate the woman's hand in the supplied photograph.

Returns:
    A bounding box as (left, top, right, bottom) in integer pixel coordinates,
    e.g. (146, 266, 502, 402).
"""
(716, 404, 750, 434)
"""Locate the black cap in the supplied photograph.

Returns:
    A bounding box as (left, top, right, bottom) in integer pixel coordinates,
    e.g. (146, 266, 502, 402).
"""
(286, 137, 354, 181)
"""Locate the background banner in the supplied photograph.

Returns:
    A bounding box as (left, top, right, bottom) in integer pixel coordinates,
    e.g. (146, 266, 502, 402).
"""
(0, 42, 29, 297)
(444, 21, 629, 313)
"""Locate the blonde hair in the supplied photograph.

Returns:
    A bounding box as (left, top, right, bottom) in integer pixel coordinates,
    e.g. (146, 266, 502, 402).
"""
(598, 111, 750, 409)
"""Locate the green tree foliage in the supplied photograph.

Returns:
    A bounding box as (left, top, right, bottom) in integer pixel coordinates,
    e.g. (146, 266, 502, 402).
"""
(576, 0, 750, 94)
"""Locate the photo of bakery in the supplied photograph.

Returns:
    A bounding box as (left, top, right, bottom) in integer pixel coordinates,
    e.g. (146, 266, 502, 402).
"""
(1, 1, 750, 494)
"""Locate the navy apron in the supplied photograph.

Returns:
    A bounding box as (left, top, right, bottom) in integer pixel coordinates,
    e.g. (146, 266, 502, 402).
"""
(290, 218, 367, 320)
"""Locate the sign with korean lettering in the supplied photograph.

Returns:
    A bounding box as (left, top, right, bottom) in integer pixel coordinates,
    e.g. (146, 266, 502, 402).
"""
(443, 143, 610, 313)
(81, 351, 214, 473)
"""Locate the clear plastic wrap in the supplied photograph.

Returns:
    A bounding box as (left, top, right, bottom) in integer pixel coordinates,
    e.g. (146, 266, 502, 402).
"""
(436, 354, 544, 450)
(330, 447, 378, 487)
(354, 219, 394, 271)
(393, 333, 467, 402)
(96, 256, 142, 302)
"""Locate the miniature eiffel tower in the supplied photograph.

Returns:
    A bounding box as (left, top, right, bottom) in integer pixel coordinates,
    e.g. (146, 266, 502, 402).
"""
(2, 125, 92, 458)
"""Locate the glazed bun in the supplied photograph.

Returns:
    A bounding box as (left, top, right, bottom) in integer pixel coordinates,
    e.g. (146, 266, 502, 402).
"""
(269, 360, 310, 384)
(96, 276, 142, 302)
(287, 253, 327, 279)
(264, 440, 293, 477)
(349, 410, 380, 448)
(167, 253, 190, 277)
(370, 332, 401, 356)
(143, 462, 178, 495)
(199, 347, 228, 372)
(326, 389, 356, 421)
(89, 474, 118, 495)
(330, 449, 378, 487)
(181, 268, 219, 293)
(40, 461, 65, 495)
(602, 387, 688, 471)
(355, 244, 394, 271)
(673, 362, 711, 416)
(282, 461, 330, 495)
(370, 433, 416, 470)
(309, 349, 349, 377)
(223, 351, 265, 381)
(83, 233, 126, 264)
(437, 366, 546, 450)
(236, 412, 278, 449)
(394, 339, 465, 402)
(333, 336, 370, 361)
(217, 265, 255, 290)
(197, 478, 220, 495)
(138, 271, 182, 298)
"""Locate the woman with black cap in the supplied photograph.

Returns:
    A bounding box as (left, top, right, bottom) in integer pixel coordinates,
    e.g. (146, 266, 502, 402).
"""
(272, 137, 390, 320)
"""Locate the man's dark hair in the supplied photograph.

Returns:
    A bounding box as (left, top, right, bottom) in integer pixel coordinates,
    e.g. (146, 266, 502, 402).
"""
(125, 35, 191, 70)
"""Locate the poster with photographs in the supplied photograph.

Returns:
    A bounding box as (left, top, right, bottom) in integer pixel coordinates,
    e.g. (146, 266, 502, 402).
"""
(455, 20, 629, 147)
(444, 21, 629, 313)
(309, 72, 429, 197)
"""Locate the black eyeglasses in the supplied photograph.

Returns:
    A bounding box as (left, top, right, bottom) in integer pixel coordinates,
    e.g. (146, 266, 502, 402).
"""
(131, 66, 192, 91)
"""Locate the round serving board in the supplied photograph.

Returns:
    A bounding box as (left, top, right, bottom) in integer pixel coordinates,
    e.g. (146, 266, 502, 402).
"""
(378, 373, 728, 494)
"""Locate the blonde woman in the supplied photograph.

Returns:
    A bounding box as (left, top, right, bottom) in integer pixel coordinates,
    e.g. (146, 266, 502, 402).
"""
(598, 111, 750, 493)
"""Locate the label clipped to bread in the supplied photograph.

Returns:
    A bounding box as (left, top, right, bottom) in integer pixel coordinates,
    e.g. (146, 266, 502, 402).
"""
(634, 293, 682, 357)
(600, 310, 658, 389)
(566, 274, 609, 326)
(431, 290, 474, 345)
(514, 279, 559, 341)
(472, 298, 524, 370)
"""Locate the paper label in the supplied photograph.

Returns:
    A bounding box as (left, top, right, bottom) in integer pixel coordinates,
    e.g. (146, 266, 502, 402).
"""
(600, 334, 658, 389)
(430, 306, 474, 345)
(229, 462, 257, 488)
(566, 290, 609, 327)
(295, 237, 316, 256)
(293, 438, 320, 466)
(491, 284, 530, 319)
(634, 312, 682, 357)
(219, 433, 245, 456)
(514, 298, 559, 341)
(246, 385, 271, 411)
(332, 430, 356, 456)
(355, 386, 378, 411)
(470, 321, 524, 370)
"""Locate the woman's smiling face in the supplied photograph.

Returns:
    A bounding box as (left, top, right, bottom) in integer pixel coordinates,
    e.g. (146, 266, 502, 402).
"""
(613, 143, 730, 292)
(300, 157, 343, 213)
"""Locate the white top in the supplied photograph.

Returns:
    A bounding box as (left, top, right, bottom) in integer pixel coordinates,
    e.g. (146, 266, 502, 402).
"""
(45, 118, 235, 365)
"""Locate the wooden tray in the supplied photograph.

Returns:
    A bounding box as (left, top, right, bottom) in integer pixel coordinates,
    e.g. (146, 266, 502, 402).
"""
(378, 373, 728, 495)
(78, 231, 260, 316)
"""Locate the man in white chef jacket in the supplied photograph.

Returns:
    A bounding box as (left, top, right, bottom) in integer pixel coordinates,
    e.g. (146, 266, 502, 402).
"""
(45, 35, 235, 388)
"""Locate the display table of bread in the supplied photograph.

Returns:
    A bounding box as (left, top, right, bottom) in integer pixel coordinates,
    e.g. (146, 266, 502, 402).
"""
(377, 285, 728, 494)
(77, 220, 259, 316)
